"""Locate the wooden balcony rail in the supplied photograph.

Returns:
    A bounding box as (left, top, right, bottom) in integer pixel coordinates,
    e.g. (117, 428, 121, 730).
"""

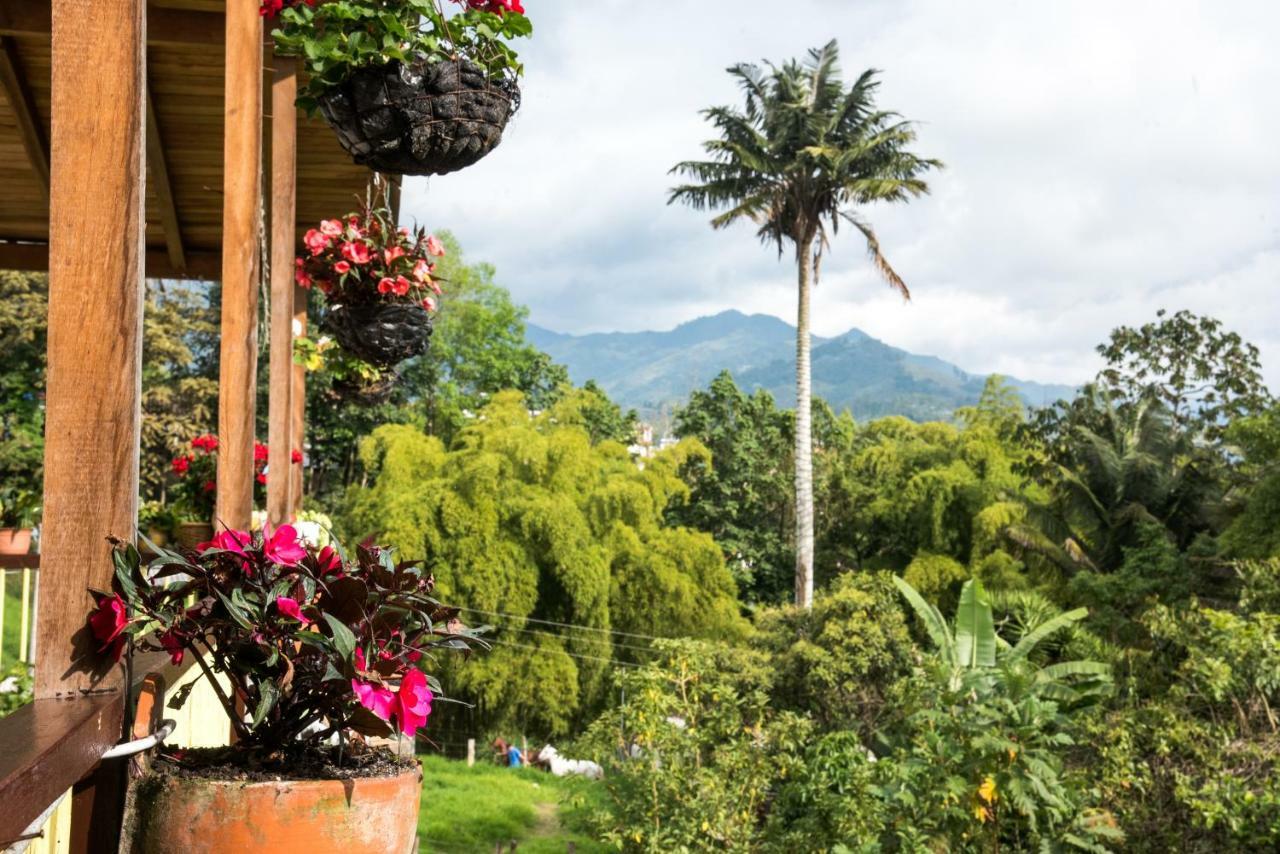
(0, 648, 193, 848)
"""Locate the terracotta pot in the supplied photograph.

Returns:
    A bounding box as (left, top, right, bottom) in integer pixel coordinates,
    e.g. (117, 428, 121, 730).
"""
(0, 528, 32, 555)
(174, 521, 213, 550)
(132, 764, 422, 854)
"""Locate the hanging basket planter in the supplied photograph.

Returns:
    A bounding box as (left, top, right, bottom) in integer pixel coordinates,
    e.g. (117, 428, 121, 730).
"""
(317, 59, 520, 177)
(321, 303, 434, 369)
(329, 367, 402, 406)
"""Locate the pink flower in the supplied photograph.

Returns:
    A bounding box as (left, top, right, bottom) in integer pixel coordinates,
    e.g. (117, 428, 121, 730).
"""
(422, 297, 437, 312)
(264, 523, 307, 567)
(340, 242, 372, 265)
(89, 594, 128, 662)
(275, 597, 306, 622)
(295, 269, 313, 288)
(333, 260, 351, 275)
(396, 668, 433, 736)
(412, 259, 433, 283)
(198, 529, 251, 559)
(425, 235, 446, 258)
(304, 229, 329, 256)
(316, 545, 343, 576)
(351, 678, 397, 721)
(384, 246, 406, 266)
(320, 219, 344, 237)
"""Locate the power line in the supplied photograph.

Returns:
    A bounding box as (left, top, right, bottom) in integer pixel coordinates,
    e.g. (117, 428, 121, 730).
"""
(487, 637, 642, 669)
(479, 618, 663, 658)
(460, 606, 685, 644)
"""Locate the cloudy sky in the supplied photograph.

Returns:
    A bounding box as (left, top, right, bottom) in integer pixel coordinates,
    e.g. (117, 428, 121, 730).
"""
(403, 0, 1280, 387)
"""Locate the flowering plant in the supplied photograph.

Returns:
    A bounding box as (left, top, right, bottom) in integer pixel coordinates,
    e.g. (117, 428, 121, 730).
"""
(271, 0, 532, 110)
(296, 196, 446, 312)
(171, 435, 293, 522)
(87, 528, 478, 753)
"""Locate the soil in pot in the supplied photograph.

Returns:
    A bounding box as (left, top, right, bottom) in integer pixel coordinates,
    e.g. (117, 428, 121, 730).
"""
(174, 521, 213, 550)
(318, 57, 520, 176)
(322, 303, 433, 368)
(0, 528, 32, 555)
(129, 747, 422, 854)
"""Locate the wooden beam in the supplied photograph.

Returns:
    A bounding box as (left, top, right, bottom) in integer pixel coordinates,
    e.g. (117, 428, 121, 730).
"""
(0, 35, 50, 197)
(267, 57, 297, 527)
(0, 1, 223, 47)
(291, 282, 308, 507)
(215, 0, 262, 532)
(37, 0, 145, 699)
(0, 241, 219, 280)
(146, 85, 186, 272)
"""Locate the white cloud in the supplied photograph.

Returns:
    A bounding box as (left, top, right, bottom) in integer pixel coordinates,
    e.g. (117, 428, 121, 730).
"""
(403, 0, 1280, 387)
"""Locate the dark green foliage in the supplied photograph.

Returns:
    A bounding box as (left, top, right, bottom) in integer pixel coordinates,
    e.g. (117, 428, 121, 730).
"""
(0, 272, 47, 516)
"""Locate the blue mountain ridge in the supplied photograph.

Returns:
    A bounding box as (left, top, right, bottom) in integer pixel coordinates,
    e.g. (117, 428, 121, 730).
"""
(527, 310, 1076, 424)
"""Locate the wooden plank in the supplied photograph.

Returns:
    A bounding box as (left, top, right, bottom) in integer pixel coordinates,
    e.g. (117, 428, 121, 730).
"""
(37, 0, 145, 699)
(215, 0, 262, 532)
(0, 693, 123, 847)
(291, 281, 307, 506)
(0, 1, 223, 47)
(146, 84, 186, 272)
(0, 241, 219, 280)
(0, 35, 49, 196)
(267, 56, 296, 527)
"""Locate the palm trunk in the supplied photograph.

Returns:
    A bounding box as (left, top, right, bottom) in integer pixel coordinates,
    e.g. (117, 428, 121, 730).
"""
(794, 237, 815, 608)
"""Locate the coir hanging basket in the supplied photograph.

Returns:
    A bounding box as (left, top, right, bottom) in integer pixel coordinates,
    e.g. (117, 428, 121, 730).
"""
(317, 57, 520, 176)
(329, 369, 401, 407)
(322, 303, 433, 368)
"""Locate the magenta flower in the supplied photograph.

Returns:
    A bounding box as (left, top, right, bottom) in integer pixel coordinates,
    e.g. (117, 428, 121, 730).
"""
(159, 629, 185, 665)
(352, 678, 397, 721)
(89, 593, 129, 662)
(198, 529, 252, 558)
(263, 524, 307, 567)
(275, 597, 306, 623)
(396, 668, 433, 737)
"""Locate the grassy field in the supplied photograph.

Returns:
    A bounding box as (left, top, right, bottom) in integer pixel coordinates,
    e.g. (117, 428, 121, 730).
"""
(417, 754, 609, 854)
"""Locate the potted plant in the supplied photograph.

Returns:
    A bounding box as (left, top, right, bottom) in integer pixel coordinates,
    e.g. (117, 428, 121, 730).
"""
(0, 486, 39, 556)
(88, 527, 478, 852)
(296, 193, 446, 368)
(170, 435, 274, 547)
(270, 0, 532, 176)
(138, 500, 175, 549)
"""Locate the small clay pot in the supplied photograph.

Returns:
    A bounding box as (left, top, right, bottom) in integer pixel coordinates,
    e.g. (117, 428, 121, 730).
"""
(131, 764, 422, 854)
(174, 521, 213, 551)
(0, 528, 32, 556)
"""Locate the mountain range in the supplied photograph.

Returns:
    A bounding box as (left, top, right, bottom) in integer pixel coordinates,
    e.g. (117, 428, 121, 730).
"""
(527, 311, 1077, 426)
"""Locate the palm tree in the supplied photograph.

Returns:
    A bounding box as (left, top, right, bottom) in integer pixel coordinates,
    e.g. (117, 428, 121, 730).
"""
(669, 41, 940, 607)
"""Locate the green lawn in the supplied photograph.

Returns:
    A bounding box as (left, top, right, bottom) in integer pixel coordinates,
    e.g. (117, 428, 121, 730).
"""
(2, 575, 31, 666)
(417, 754, 608, 854)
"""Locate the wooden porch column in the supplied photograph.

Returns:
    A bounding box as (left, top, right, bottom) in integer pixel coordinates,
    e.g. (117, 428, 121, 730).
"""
(36, 0, 145, 698)
(266, 56, 296, 528)
(216, 0, 263, 532)
(290, 282, 307, 507)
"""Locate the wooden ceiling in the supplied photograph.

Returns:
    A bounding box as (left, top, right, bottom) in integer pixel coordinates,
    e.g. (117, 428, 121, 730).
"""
(0, 0, 383, 279)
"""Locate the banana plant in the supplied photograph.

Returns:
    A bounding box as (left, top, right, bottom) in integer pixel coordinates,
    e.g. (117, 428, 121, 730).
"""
(893, 576, 1112, 704)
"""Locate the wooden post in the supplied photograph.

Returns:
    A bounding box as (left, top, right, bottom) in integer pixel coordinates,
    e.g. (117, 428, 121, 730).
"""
(216, 0, 263, 532)
(467, 738, 475, 767)
(266, 55, 296, 528)
(290, 282, 307, 508)
(36, 0, 145, 699)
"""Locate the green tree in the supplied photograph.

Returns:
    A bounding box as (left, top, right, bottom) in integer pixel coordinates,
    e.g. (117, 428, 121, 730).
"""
(670, 41, 940, 607)
(0, 272, 47, 504)
(342, 391, 746, 737)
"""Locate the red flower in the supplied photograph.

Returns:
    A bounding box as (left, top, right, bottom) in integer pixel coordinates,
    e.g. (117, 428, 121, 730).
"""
(304, 229, 329, 256)
(393, 276, 412, 297)
(159, 629, 185, 665)
(333, 260, 351, 275)
(172, 455, 191, 475)
(396, 668, 433, 736)
(340, 242, 372, 265)
(320, 219, 344, 237)
(295, 269, 313, 288)
(256, 473, 268, 485)
(384, 246, 406, 266)
(192, 434, 218, 452)
(89, 594, 129, 662)
(378, 277, 395, 295)
(422, 297, 438, 312)
(425, 235, 446, 258)
(316, 545, 343, 576)
(202, 479, 216, 493)
(291, 449, 303, 464)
